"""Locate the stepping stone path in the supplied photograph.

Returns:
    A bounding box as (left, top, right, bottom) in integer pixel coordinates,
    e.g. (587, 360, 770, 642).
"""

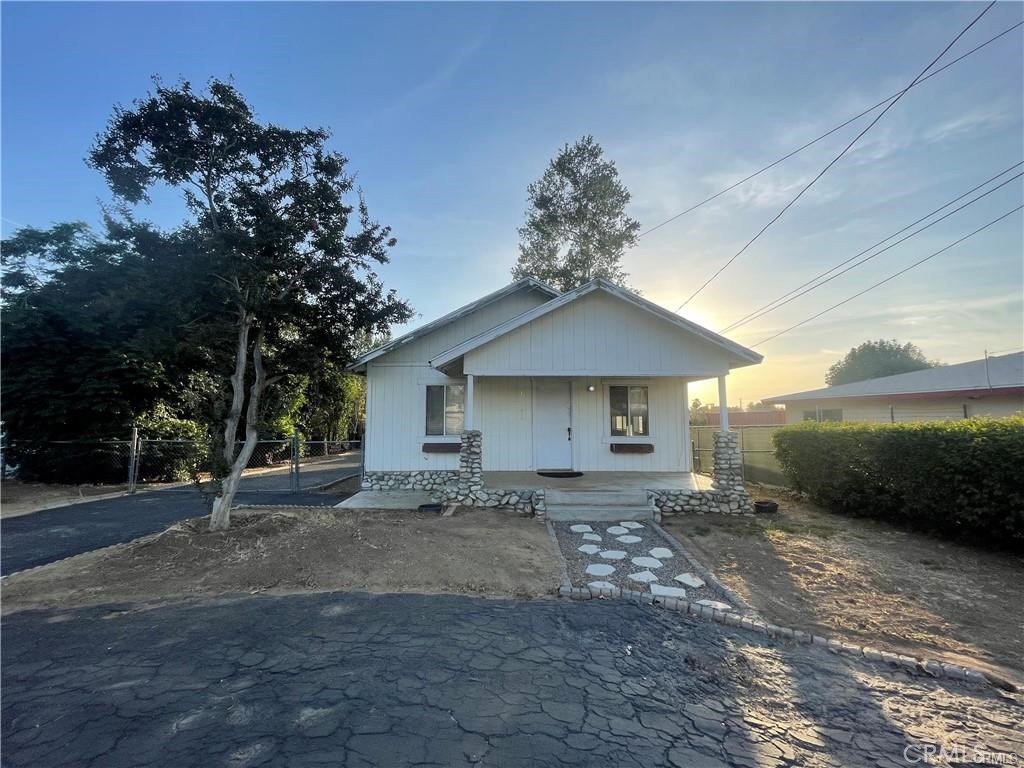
(696, 599, 731, 611)
(631, 556, 663, 569)
(650, 584, 687, 598)
(674, 573, 705, 589)
(561, 522, 727, 605)
(627, 570, 658, 583)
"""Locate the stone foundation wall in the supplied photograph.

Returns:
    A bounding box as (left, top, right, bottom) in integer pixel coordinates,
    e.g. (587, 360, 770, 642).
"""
(648, 488, 749, 516)
(362, 471, 457, 495)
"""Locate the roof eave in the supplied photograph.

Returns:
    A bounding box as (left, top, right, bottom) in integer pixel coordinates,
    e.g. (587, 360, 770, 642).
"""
(348, 278, 560, 370)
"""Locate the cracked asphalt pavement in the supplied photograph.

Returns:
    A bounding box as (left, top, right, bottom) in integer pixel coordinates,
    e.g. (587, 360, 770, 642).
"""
(2, 592, 1021, 767)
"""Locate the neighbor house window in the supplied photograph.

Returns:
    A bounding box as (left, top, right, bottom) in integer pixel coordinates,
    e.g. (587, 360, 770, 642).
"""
(425, 384, 465, 436)
(609, 385, 649, 436)
(803, 408, 842, 422)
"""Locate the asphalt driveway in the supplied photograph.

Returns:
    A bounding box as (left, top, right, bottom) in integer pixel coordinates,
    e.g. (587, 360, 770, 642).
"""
(0, 453, 359, 575)
(2, 593, 1020, 767)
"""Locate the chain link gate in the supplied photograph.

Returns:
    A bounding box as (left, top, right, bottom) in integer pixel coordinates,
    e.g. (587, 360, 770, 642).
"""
(127, 434, 361, 494)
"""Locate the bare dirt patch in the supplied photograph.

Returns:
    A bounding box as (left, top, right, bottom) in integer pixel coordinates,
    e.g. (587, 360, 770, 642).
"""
(2, 507, 562, 611)
(661, 487, 1024, 681)
(1, 481, 130, 518)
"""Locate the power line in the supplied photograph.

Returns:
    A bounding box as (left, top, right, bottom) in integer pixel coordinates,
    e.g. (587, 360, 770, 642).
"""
(751, 205, 1024, 347)
(722, 163, 1024, 332)
(637, 20, 1023, 240)
(675, 0, 999, 311)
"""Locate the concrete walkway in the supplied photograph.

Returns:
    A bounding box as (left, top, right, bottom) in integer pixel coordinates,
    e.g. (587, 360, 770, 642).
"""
(2, 592, 1020, 767)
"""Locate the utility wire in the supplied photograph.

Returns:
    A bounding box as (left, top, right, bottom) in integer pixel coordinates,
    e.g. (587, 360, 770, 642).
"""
(751, 205, 1024, 347)
(675, 0, 999, 311)
(722, 162, 1024, 332)
(637, 20, 1023, 240)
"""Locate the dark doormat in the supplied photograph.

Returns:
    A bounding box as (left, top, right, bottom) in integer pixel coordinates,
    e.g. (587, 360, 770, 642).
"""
(537, 471, 584, 479)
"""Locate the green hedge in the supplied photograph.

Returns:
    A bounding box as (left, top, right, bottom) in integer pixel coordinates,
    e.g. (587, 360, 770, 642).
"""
(772, 417, 1024, 549)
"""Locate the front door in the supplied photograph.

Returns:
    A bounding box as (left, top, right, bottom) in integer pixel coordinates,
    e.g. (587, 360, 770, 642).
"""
(533, 380, 572, 470)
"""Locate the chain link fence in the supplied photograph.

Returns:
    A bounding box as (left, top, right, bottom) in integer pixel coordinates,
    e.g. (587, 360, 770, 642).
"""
(2, 434, 362, 495)
(692, 425, 786, 485)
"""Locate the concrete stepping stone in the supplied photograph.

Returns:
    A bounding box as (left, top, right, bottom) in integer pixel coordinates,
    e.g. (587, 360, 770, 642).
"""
(627, 570, 658, 583)
(598, 550, 627, 560)
(650, 584, 687, 598)
(585, 563, 616, 577)
(619, 521, 644, 529)
(674, 573, 705, 589)
(616, 535, 642, 544)
(582, 533, 602, 542)
(570, 524, 593, 533)
(631, 556, 663, 569)
(648, 547, 673, 559)
(606, 526, 630, 535)
(696, 599, 731, 611)
(577, 544, 601, 555)
(588, 581, 617, 591)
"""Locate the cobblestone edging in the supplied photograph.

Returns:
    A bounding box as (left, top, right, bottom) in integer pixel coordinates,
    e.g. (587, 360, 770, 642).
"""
(542, 514, 1014, 692)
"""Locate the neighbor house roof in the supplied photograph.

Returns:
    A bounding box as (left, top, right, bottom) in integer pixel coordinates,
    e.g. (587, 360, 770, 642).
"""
(428, 278, 764, 370)
(348, 278, 560, 372)
(764, 352, 1024, 403)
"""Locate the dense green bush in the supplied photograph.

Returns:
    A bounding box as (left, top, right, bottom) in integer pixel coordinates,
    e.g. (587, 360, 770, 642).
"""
(773, 417, 1024, 549)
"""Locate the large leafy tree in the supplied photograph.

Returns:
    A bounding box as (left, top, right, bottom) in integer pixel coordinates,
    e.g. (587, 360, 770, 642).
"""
(512, 135, 639, 292)
(89, 78, 411, 528)
(1, 220, 216, 439)
(825, 340, 938, 386)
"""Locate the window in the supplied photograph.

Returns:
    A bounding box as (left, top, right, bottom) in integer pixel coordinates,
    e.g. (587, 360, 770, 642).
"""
(425, 384, 465, 436)
(609, 385, 649, 436)
(802, 408, 842, 422)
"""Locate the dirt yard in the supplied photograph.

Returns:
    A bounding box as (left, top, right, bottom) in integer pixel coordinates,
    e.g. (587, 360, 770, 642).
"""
(1, 507, 562, 611)
(1, 481, 130, 518)
(662, 487, 1024, 683)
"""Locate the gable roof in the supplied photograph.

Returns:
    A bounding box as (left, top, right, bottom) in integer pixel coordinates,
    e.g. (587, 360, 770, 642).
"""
(428, 278, 763, 370)
(764, 352, 1024, 403)
(348, 278, 559, 372)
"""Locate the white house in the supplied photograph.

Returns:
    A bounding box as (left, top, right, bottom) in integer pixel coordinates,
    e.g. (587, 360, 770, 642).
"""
(764, 352, 1024, 424)
(349, 278, 762, 518)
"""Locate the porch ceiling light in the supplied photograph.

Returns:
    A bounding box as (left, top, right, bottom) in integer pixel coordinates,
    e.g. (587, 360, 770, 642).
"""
(587, 384, 596, 392)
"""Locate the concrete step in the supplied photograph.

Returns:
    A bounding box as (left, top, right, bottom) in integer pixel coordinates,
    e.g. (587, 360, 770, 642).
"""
(545, 505, 654, 522)
(544, 489, 649, 507)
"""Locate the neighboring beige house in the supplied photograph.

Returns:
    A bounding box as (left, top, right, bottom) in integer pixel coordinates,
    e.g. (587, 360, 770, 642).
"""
(765, 352, 1024, 424)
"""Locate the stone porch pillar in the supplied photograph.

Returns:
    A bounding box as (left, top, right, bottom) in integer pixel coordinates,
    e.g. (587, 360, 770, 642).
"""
(455, 429, 483, 504)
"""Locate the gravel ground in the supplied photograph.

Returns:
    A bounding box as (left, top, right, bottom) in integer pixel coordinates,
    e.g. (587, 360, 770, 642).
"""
(551, 520, 727, 606)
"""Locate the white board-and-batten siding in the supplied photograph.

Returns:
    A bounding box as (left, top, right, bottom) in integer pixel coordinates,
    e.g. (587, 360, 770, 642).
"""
(365, 371, 692, 472)
(462, 290, 735, 377)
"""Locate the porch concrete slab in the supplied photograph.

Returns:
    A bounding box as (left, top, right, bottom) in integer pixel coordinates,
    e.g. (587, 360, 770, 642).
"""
(335, 490, 436, 510)
(482, 471, 712, 491)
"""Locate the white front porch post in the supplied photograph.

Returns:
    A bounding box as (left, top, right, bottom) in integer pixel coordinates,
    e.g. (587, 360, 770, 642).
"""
(717, 375, 729, 432)
(465, 374, 475, 430)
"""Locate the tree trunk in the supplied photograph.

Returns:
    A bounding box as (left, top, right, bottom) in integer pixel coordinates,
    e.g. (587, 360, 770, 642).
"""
(210, 326, 267, 531)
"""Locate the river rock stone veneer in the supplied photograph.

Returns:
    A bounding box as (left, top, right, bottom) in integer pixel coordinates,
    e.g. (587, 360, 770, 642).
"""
(362, 470, 458, 493)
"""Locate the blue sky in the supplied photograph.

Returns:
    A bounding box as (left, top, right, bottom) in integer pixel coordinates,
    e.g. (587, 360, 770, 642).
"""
(3, 2, 1022, 403)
